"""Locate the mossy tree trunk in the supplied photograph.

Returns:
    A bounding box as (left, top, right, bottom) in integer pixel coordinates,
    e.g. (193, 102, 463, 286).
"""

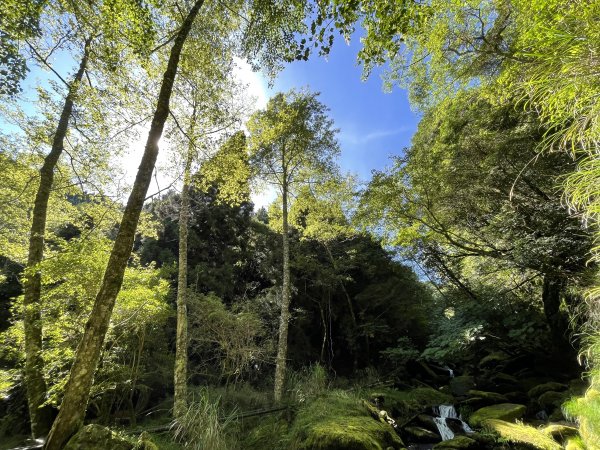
(173, 106, 196, 418)
(274, 180, 291, 403)
(43, 2, 205, 448)
(23, 37, 91, 439)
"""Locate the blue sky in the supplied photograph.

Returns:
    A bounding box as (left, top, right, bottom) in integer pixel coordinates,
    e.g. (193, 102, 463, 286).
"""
(262, 37, 420, 182)
(4, 32, 421, 206)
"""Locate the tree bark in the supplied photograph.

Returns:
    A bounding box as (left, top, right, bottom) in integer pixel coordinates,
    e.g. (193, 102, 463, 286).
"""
(23, 38, 91, 439)
(541, 274, 571, 350)
(173, 107, 196, 418)
(274, 181, 291, 403)
(43, 3, 205, 448)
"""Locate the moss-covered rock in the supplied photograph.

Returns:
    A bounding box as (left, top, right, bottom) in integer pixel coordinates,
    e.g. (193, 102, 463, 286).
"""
(290, 392, 404, 450)
(538, 391, 566, 410)
(370, 388, 452, 423)
(484, 419, 561, 450)
(432, 436, 478, 449)
(414, 414, 439, 433)
(479, 352, 510, 369)
(64, 424, 133, 450)
(465, 390, 508, 404)
(527, 382, 568, 399)
(468, 403, 526, 428)
(450, 376, 475, 397)
(403, 426, 440, 443)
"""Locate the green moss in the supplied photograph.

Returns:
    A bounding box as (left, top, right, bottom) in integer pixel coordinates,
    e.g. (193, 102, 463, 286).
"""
(468, 403, 526, 428)
(144, 433, 184, 450)
(370, 387, 452, 423)
(527, 382, 568, 399)
(432, 436, 478, 449)
(484, 419, 561, 450)
(240, 414, 291, 450)
(466, 390, 508, 403)
(64, 424, 134, 450)
(564, 436, 586, 450)
(289, 391, 404, 450)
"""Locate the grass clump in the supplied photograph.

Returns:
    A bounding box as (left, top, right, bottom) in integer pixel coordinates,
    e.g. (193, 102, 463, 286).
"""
(171, 390, 235, 450)
(288, 390, 404, 450)
(288, 363, 329, 403)
(484, 419, 561, 450)
(564, 387, 600, 447)
(240, 414, 291, 450)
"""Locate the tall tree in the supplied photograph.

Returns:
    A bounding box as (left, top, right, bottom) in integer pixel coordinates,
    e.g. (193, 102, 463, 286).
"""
(43, 2, 206, 447)
(14, 0, 156, 436)
(247, 90, 339, 402)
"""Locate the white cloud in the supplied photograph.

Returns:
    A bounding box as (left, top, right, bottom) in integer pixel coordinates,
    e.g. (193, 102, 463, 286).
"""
(233, 58, 269, 112)
(339, 126, 410, 146)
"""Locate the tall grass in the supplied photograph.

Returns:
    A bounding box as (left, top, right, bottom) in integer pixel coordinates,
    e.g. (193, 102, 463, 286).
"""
(171, 390, 236, 450)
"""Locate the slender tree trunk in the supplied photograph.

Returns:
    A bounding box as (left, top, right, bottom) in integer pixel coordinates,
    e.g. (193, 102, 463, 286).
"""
(43, 3, 205, 448)
(323, 242, 359, 368)
(541, 274, 571, 350)
(173, 107, 196, 418)
(23, 38, 91, 439)
(274, 182, 291, 403)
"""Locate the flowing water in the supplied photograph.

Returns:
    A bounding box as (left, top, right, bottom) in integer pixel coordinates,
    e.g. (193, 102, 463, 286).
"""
(432, 405, 473, 441)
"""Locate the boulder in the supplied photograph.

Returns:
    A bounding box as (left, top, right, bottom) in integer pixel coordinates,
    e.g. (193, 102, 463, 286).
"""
(414, 414, 439, 433)
(538, 391, 566, 410)
(527, 382, 568, 399)
(432, 436, 478, 449)
(489, 373, 520, 386)
(290, 393, 405, 450)
(64, 424, 133, 450)
(504, 391, 529, 404)
(468, 403, 526, 428)
(465, 390, 508, 405)
(404, 426, 440, 443)
(450, 376, 475, 397)
(479, 351, 510, 369)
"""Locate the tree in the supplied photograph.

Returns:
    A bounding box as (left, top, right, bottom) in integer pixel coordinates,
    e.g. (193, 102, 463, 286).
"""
(0, 0, 44, 96)
(42, 2, 206, 447)
(247, 90, 339, 401)
(359, 94, 593, 350)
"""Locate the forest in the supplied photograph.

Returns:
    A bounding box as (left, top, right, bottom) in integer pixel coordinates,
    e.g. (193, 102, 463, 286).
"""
(0, 0, 599, 449)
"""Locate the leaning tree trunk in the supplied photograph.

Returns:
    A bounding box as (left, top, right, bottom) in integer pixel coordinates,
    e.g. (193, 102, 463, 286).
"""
(173, 107, 196, 418)
(23, 38, 91, 439)
(274, 182, 291, 403)
(44, 3, 205, 448)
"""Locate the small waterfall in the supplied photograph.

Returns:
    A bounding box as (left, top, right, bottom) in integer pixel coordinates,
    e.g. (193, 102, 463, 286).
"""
(432, 405, 473, 441)
(443, 365, 454, 378)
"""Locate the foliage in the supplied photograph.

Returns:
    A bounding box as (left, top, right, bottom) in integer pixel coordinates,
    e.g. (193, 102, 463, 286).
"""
(248, 89, 340, 196)
(380, 336, 420, 368)
(0, 0, 44, 96)
(288, 363, 329, 404)
(188, 292, 272, 385)
(171, 390, 235, 450)
(0, 232, 171, 413)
